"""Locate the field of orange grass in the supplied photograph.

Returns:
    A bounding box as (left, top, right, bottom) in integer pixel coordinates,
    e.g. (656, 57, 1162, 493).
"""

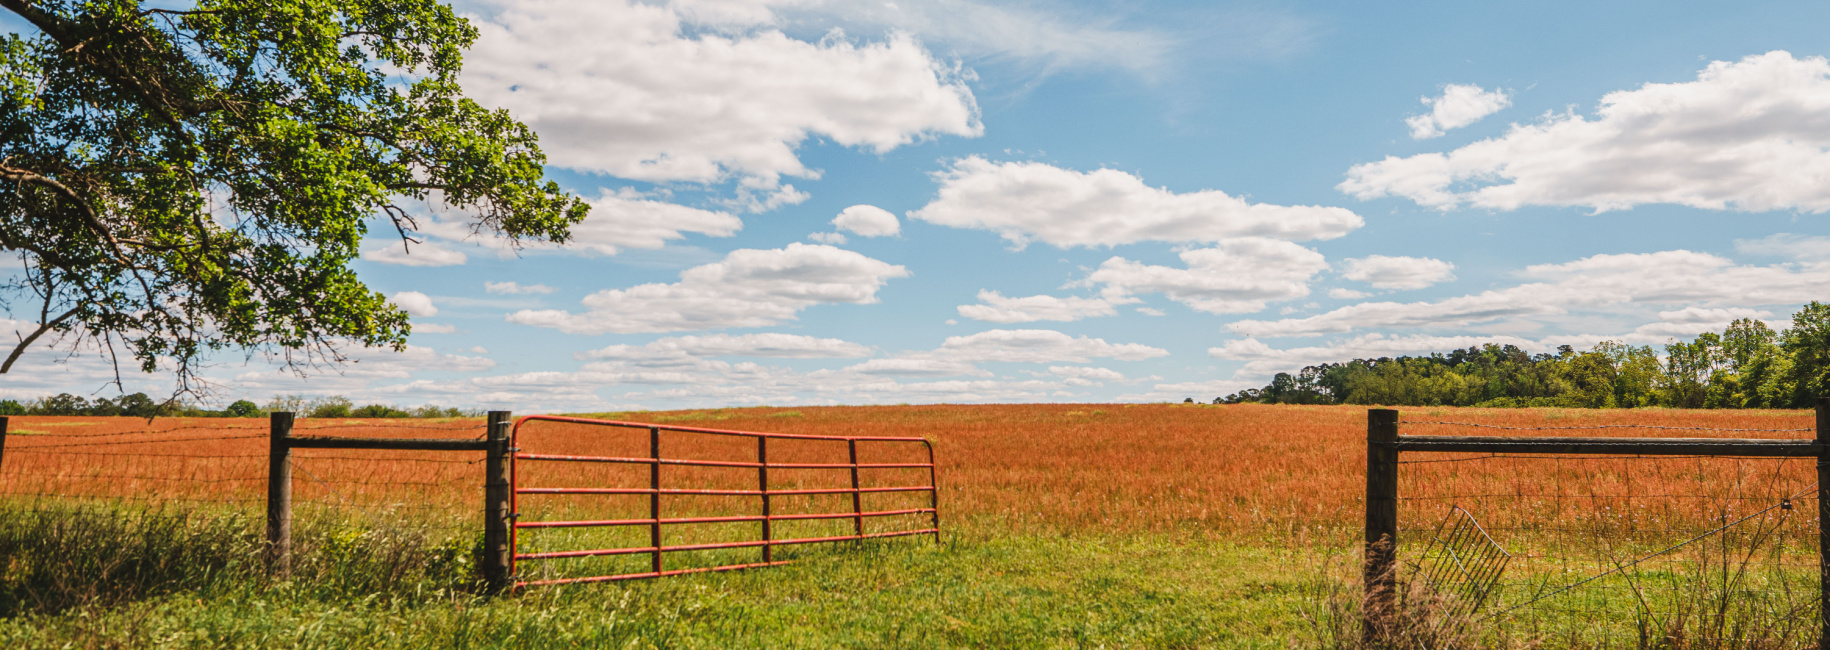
(0, 404, 1818, 540)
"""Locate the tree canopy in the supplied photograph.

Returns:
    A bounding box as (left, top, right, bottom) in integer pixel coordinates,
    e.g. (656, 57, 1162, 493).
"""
(1219, 302, 1830, 409)
(0, 0, 588, 396)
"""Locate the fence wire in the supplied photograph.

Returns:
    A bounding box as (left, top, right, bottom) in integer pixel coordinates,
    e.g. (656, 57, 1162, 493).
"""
(1395, 419, 1821, 648)
(0, 416, 492, 551)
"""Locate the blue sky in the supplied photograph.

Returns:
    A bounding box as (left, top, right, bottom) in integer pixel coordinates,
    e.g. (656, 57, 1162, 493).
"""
(13, 0, 1830, 412)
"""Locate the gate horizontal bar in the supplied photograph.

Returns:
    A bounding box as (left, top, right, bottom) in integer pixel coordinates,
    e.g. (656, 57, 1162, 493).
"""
(516, 452, 931, 470)
(1393, 435, 1819, 456)
(516, 508, 938, 529)
(516, 485, 934, 496)
(516, 559, 796, 587)
(515, 528, 940, 560)
(284, 435, 491, 451)
(515, 415, 931, 443)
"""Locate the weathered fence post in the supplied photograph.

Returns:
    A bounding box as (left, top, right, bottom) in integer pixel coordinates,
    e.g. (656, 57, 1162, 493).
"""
(483, 411, 514, 594)
(1364, 408, 1400, 642)
(650, 426, 663, 575)
(0, 415, 9, 471)
(1816, 398, 1829, 650)
(759, 437, 772, 563)
(267, 411, 294, 577)
(848, 439, 863, 540)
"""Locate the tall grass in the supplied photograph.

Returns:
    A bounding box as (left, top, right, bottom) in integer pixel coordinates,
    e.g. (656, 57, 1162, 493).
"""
(0, 500, 482, 617)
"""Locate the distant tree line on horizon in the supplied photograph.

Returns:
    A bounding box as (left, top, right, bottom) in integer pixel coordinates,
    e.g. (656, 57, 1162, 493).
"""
(0, 394, 477, 419)
(1219, 302, 1830, 409)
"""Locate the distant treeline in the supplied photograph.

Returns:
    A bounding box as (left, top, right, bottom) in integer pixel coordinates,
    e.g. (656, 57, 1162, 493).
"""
(1220, 302, 1830, 409)
(0, 393, 477, 419)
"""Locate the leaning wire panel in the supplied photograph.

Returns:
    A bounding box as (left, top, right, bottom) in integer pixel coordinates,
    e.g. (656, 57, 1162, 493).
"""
(1395, 417, 1819, 648)
(510, 416, 940, 587)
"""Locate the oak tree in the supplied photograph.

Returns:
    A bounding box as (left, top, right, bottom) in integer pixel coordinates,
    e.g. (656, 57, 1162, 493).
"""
(0, 0, 587, 395)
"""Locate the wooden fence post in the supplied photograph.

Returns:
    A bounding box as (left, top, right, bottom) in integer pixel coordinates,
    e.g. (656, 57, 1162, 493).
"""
(267, 411, 293, 577)
(650, 426, 662, 575)
(483, 411, 513, 594)
(759, 437, 772, 563)
(848, 439, 863, 540)
(1816, 398, 1829, 650)
(0, 415, 9, 472)
(1364, 408, 1400, 642)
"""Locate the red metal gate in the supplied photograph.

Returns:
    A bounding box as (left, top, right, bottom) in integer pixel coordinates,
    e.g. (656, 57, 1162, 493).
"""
(509, 415, 939, 588)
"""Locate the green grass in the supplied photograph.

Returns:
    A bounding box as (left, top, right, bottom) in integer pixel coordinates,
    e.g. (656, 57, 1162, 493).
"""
(0, 502, 1330, 648)
(0, 502, 1816, 648)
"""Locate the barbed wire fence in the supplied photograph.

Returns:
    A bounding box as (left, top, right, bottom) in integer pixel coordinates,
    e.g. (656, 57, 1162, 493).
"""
(1369, 408, 1826, 648)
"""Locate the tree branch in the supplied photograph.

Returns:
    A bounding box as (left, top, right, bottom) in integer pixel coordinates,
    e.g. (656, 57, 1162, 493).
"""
(0, 306, 78, 374)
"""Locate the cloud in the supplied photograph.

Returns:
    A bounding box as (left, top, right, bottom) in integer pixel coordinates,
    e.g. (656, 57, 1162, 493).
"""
(1046, 366, 1126, 386)
(838, 328, 1165, 378)
(1085, 238, 1328, 314)
(413, 323, 458, 334)
(844, 357, 987, 377)
(1229, 249, 1830, 338)
(485, 281, 557, 295)
(565, 190, 744, 253)
(1735, 233, 1830, 260)
(1339, 255, 1456, 290)
(390, 291, 438, 318)
(506, 243, 909, 334)
(362, 240, 468, 267)
(808, 232, 848, 244)
(463, 0, 981, 186)
(668, 0, 1179, 77)
(935, 329, 1167, 363)
(1344, 51, 1830, 212)
(1328, 288, 1370, 299)
(581, 333, 872, 359)
(832, 204, 900, 237)
(956, 290, 1122, 323)
(1406, 84, 1510, 139)
(910, 157, 1362, 248)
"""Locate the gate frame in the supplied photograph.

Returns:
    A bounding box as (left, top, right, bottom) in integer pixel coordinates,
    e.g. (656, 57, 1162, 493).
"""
(1363, 400, 1830, 647)
(508, 415, 940, 588)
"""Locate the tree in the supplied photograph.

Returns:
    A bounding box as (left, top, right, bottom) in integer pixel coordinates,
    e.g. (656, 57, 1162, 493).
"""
(1782, 301, 1830, 407)
(0, 0, 588, 396)
(223, 399, 261, 418)
(306, 395, 352, 419)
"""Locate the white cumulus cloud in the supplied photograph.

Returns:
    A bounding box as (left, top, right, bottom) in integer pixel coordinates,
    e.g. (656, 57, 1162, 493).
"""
(486, 281, 557, 295)
(506, 243, 909, 334)
(956, 290, 1123, 323)
(1085, 238, 1328, 314)
(362, 240, 468, 267)
(1229, 249, 1830, 338)
(582, 333, 872, 359)
(565, 190, 744, 254)
(935, 329, 1167, 363)
(1344, 51, 1830, 212)
(1340, 255, 1456, 290)
(833, 204, 901, 237)
(1406, 84, 1511, 139)
(1735, 233, 1830, 260)
(463, 0, 981, 187)
(910, 157, 1362, 248)
(390, 291, 438, 318)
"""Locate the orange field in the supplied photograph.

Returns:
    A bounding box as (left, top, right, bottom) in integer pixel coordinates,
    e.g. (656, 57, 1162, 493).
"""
(0, 403, 1817, 541)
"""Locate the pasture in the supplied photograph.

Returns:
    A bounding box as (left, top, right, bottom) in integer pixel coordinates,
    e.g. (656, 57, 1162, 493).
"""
(0, 403, 1815, 648)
